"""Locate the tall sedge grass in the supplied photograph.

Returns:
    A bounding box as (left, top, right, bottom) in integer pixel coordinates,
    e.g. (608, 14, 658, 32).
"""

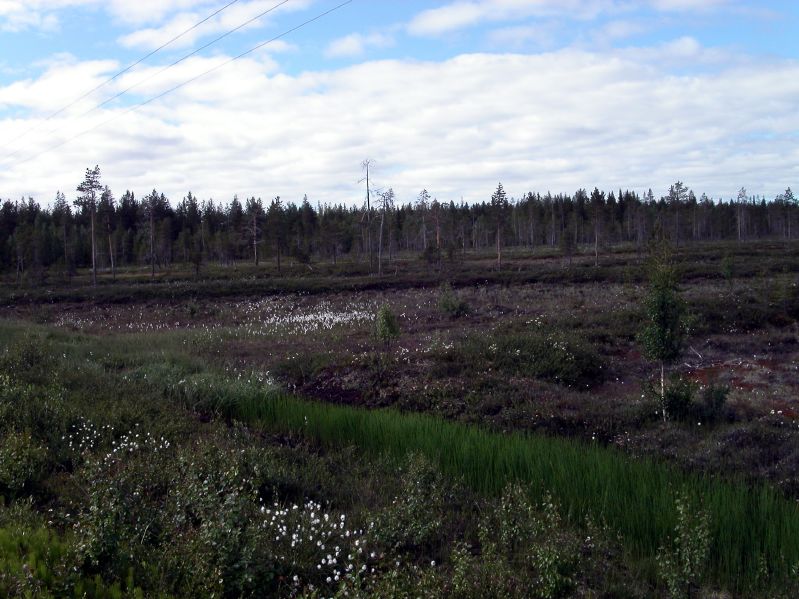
(169, 376, 799, 592)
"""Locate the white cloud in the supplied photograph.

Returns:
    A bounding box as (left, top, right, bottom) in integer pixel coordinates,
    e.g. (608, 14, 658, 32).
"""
(0, 0, 205, 32)
(408, 1, 617, 36)
(487, 23, 558, 47)
(407, 0, 736, 36)
(650, 0, 730, 10)
(1, 46, 797, 207)
(616, 35, 730, 65)
(0, 0, 76, 32)
(596, 19, 646, 41)
(105, 0, 220, 26)
(118, 0, 315, 51)
(0, 0, 313, 34)
(324, 32, 394, 59)
(0, 55, 120, 113)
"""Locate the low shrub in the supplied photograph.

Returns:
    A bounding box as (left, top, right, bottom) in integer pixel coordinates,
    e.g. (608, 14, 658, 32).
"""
(698, 384, 730, 425)
(438, 283, 470, 319)
(645, 378, 729, 425)
(432, 329, 604, 388)
(662, 377, 697, 423)
(371, 454, 450, 554)
(0, 338, 51, 385)
(0, 432, 48, 499)
(479, 484, 578, 598)
(272, 354, 331, 388)
(420, 246, 441, 266)
(657, 492, 711, 599)
(374, 305, 400, 351)
(492, 331, 605, 388)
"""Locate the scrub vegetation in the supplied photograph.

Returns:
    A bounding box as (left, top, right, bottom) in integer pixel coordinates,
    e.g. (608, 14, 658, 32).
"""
(0, 238, 798, 597)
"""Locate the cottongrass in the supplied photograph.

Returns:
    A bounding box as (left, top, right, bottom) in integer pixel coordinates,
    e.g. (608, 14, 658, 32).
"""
(167, 375, 799, 593)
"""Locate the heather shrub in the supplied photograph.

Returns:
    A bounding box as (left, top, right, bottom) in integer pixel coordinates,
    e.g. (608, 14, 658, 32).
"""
(438, 283, 470, 318)
(657, 492, 711, 599)
(371, 454, 448, 554)
(0, 432, 47, 499)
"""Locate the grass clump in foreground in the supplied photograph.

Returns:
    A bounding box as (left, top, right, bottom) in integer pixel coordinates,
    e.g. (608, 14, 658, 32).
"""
(3, 319, 799, 596)
(0, 326, 640, 598)
(168, 373, 799, 594)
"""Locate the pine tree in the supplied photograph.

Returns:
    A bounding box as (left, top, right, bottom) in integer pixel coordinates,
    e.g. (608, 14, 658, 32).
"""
(75, 165, 102, 285)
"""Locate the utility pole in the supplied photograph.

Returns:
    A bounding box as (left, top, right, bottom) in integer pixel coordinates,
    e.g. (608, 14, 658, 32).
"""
(361, 159, 374, 273)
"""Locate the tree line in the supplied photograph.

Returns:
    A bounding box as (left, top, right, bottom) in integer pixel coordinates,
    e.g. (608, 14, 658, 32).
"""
(1, 165, 796, 282)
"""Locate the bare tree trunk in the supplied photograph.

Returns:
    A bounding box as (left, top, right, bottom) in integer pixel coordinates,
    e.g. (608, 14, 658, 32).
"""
(496, 226, 501, 270)
(15, 242, 22, 283)
(661, 361, 666, 422)
(150, 209, 155, 280)
(253, 212, 259, 266)
(90, 208, 97, 286)
(378, 208, 385, 276)
(737, 204, 743, 242)
(365, 164, 373, 273)
(63, 221, 70, 283)
(594, 226, 598, 267)
(108, 229, 115, 282)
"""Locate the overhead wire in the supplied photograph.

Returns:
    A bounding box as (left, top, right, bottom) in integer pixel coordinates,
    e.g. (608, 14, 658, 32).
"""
(10, 0, 354, 167)
(3, 0, 243, 150)
(3, 0, 292, 162)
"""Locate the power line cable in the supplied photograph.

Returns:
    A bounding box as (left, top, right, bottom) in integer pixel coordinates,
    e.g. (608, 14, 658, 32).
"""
(3, 0, 292, 162)
(3, 0, 243, 150)
(10, 0, 354, 167)
(88, 0, 292, 115)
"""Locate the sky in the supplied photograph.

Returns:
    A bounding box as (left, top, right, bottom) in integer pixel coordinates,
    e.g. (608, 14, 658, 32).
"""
(0, 0, 797, 207)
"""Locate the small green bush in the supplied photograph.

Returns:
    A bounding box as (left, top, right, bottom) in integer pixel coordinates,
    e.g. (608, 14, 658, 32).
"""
(698, 384, 729, 424)
(645, 378, 726, 424)
(374, 305, 400, 351)
(657, 492, 711, 599)
(445, 485, 578, 599)
(431, 329, 604, 387)
(492, 331, 605, 388)
(0, 502, 146, 598)
(438, 283, 470, 319)
(272, 353, 330, 388)
(721, 254, 734, 287)
(371, 454, 448, 553)
(0, 432, 47, 498)
(483, 485, 578, 598)
(662, 377, 697, 423)
(420, 246, 441, 266)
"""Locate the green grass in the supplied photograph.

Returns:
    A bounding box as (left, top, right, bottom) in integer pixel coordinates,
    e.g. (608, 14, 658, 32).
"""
(167, 374, 799, 593)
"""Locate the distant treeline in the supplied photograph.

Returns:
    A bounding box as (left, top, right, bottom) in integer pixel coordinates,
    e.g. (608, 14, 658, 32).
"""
(1, 165, 796, 280)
